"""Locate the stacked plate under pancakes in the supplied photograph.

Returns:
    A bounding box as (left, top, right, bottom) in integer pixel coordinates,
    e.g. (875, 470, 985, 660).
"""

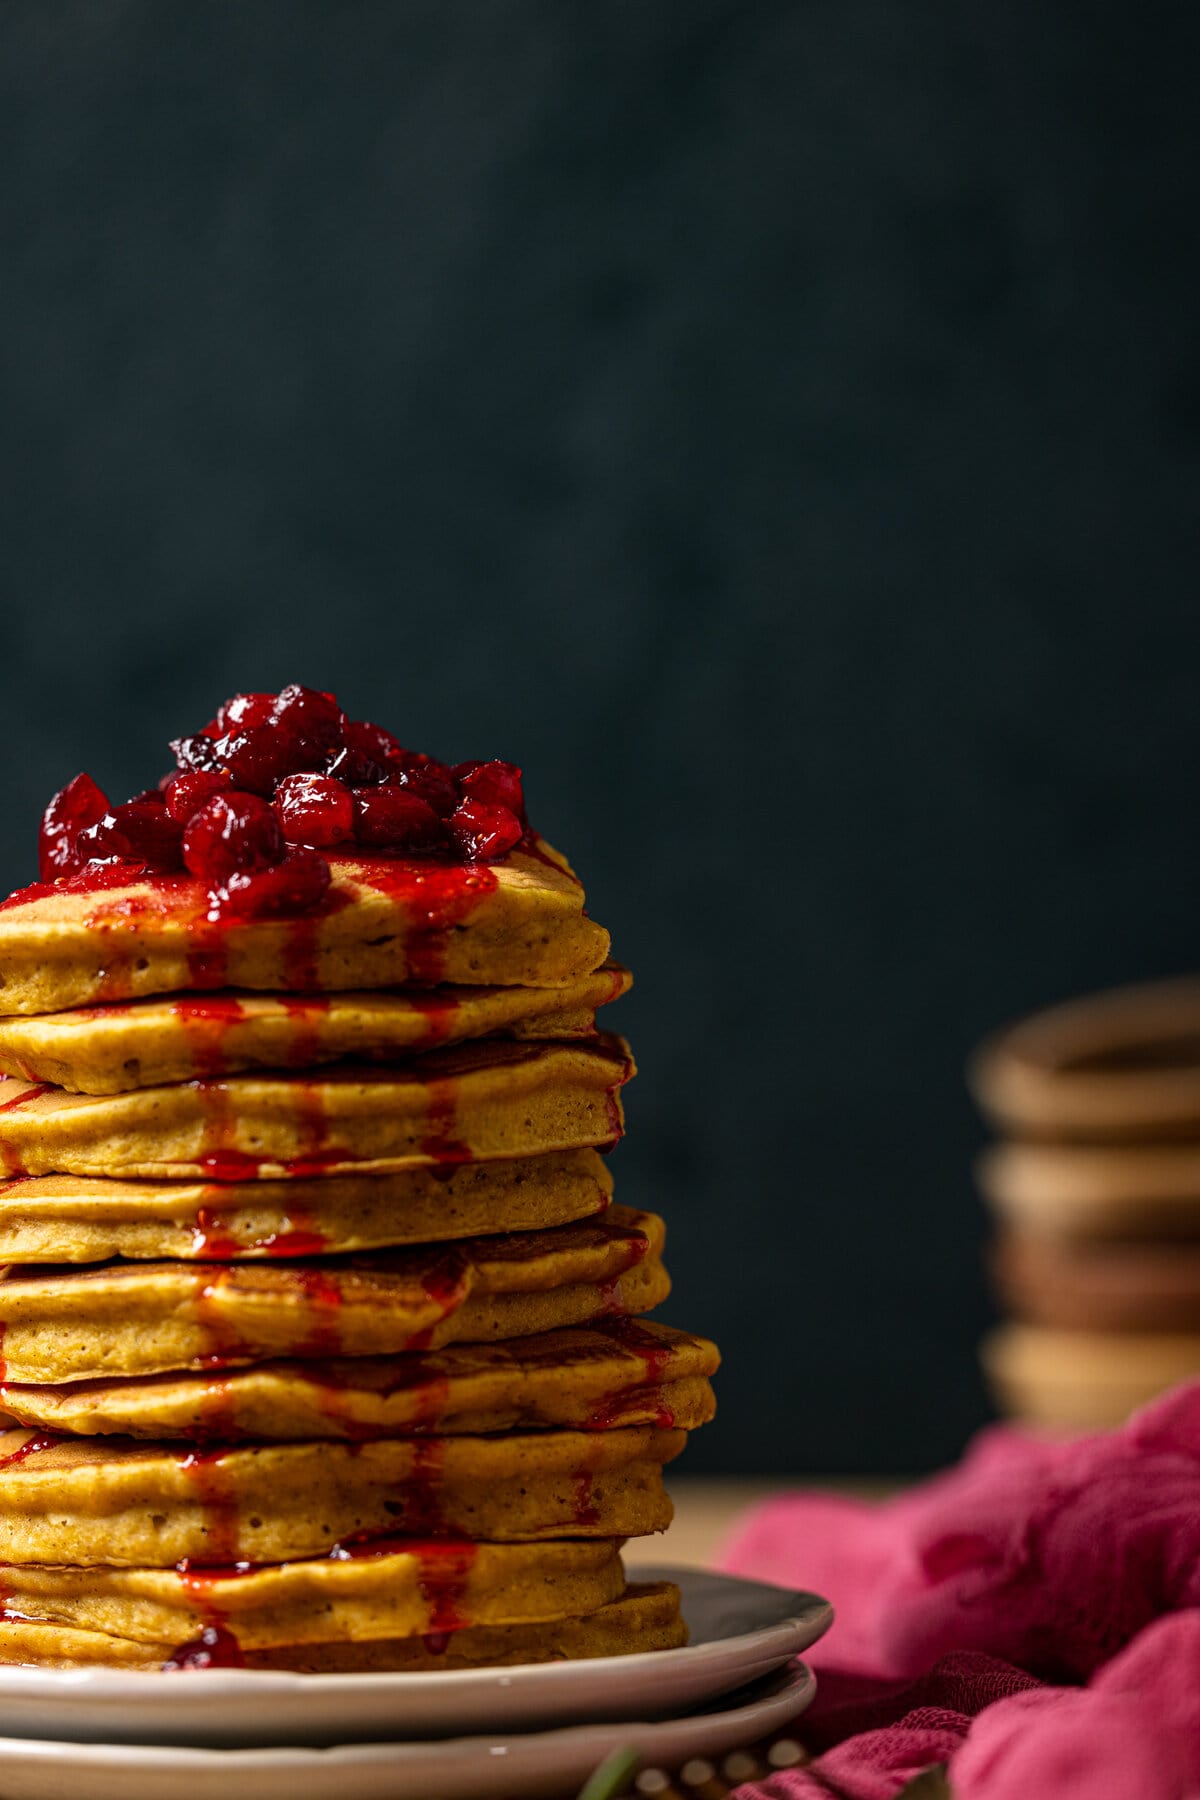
(0, 762, 717, 1669)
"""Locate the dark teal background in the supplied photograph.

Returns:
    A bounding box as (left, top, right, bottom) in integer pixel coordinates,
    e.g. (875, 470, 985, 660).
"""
(2, 3, 1198, 1470)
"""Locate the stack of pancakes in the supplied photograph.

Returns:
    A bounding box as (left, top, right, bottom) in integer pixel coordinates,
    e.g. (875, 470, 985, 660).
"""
(0, 840, 717, 1669)
(971, 976, 1200, 1428)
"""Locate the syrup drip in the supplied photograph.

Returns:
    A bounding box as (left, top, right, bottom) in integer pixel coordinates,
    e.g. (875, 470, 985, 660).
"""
(191, 1206, 243, 1258)
(570, 1466, 602, 1528)
(418, 1076, 473, 1165)
(406, 989, 459, 1047)
(279, 996, 330, 1066)
(174, 996, 246, 1079)
(329, 1535, 477, 1637)
(192, 1078, 342, 1182)
(351, 858, 498, 984)
(404, 1249, 471, 1351)
(0, 1083, 48, 1113)
(587, 1319, 679, 1431)
(176, 1446, 241, 1565)
(162, 1621, 246, 1670)
(294, 1267, 344, 1358)
(0, 1432, 64, 1470)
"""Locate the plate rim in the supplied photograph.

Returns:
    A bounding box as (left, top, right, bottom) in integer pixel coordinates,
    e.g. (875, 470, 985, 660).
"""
(0, 1659, 816, 1767)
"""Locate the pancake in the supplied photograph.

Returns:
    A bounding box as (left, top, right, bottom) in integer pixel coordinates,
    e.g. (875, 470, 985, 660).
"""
(0, 840, 610, 1017)
(977, 1140, 1200, 1240)
(0, 1207, 669, 1381)
(0, 1036, 634, 1179)
(982, 1323, 1200, 1430)
(0, 1427, 682, 1565)
(0, 1320, 719, 1440)
(0, 1582, 686, 1668)
(990, 1229, 1200, 1332)
(0, 1537, 626, 1647)
(970, 975, 1200, 1141)
(0, 1152, 612, 1264)
(0, 965, 632, 1095)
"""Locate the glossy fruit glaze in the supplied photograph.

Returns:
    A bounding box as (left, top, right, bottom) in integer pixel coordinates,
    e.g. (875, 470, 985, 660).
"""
(29, 684, 529, 921)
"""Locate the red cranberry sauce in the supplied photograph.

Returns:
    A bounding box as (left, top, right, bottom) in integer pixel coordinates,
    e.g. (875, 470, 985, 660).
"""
(25, 685, 533, 922)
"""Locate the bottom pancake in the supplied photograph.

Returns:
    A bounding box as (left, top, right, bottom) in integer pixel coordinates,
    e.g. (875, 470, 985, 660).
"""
(0, 1425, 683, 1565)
(982, 1323, 1200, 1430)
(0, 1537, 625, 1649)
(0, 1582, 684, 1669)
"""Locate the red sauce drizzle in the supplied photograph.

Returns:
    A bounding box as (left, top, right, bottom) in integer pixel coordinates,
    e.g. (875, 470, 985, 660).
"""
(192, 1078, 342, 1181)
(163, 1621, 246, 1670)
(406, 989, 459, 1046)
(0, 1431, 64, 1469)
(279, 995, 330, 1065)
(587, 1319, 678, 1430)
(191, 1206, 243, 1258)
(0, 1083, 48, 1113)
(405, 1248, 471, 1351)
(350, 858, 498, 984)
(176, 1446, 241, 1565)
(174, 996, 246, 1078)
(419, 1076, 473, 1165)
(294, 1266, 345, 1357)
(329, 1534, 478, 1639)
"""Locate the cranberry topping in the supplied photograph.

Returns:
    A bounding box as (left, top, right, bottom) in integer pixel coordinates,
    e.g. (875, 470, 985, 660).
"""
(184, 794, 284, 885)
(448, 800, 523, 860)
(275, 773, 354, 847)
(217, 848, 331, 919)
(352, 786, 444, 850)
(39, 773, 109, 879)
(455, 759, 525, 818)
(24, 685, 536, 925)
(207, 726, 295, 796)
(164, 769, 233, 824)
(204, 692, 275, 738)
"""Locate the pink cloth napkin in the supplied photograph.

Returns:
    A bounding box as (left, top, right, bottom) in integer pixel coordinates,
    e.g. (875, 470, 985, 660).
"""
(719, 1381, 1200, 1799)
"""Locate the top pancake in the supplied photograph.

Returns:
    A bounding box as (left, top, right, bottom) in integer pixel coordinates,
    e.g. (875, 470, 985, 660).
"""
(0, 964, 631, 1095)
(0, 840, 609, 1017)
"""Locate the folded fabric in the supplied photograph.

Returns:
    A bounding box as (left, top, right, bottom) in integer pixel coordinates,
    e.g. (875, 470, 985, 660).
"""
(720, 1381, 1200, 1799)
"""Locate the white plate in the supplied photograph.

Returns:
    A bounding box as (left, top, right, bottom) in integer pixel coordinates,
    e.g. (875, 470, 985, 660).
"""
(0, 1569, 830, 1748)
(0, 1662, 816, 1800)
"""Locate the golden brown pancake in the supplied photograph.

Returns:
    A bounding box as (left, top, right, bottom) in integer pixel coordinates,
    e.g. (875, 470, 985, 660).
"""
(0, 965, 632, 1095)
(0, 1427, 682, 1565)
(0, 841, 608, 1017)
(970, 975, 1200, 1141)
(0, 1581, 686, 1668)
(983, 1322, 1200, 1429)
(0, 1151, 612, 1264)
(0, 1537, 627, 1646)
(0, 1207, 668, 1381)
(991, 1228, 1200, 1332)
(0, 1036, 634, 1179)
(977, 1139, 1200, 1240)
(0, 1320, 719, 1440)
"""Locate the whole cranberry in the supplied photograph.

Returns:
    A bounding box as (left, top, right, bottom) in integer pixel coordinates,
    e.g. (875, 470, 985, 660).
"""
(326, 718, 404, 786)
(170, 733, 222, 774)
(109, 796, 184, 871)
(391, 758, 459, 817)
(271, 685, 345, 761)
(209, 726, 295, 795)
(275, 773, 354, 847)
(164, 769, 233, 824)
(204, 692, 276, 738)
(73, 812, 134, 865)
(352, 786, 444, 850)
(39, 772, 110, 879)
(183, 793, 285, 884)
(455, 759, 525, 817)
(215, 847, 332, 919)
(448, 800, 523, 861)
